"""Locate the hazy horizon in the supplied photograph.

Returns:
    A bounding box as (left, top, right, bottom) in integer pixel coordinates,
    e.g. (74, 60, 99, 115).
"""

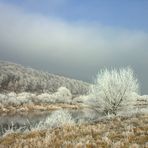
(0, 0, 148, 94)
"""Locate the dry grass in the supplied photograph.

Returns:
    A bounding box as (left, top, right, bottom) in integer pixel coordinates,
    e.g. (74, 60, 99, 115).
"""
(0, 103, 79, 116)
(0, 114, 147, 148)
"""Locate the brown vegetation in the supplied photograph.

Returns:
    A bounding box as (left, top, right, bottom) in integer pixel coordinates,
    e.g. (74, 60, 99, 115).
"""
(0, 114, 147, 148)
(0, 103, 80, 116)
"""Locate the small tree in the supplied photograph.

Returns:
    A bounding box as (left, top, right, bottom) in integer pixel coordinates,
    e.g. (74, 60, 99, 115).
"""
(90, 67, 139, 115)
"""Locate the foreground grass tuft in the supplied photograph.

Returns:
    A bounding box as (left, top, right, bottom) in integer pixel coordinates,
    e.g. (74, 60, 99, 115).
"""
(0, 113, 147, 148)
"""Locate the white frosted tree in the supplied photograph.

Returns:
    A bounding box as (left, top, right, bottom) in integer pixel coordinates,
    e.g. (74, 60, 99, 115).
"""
(89, 67, 139, 115)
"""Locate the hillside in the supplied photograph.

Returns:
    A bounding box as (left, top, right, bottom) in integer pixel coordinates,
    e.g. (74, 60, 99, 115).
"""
(0, 61, 90, 95)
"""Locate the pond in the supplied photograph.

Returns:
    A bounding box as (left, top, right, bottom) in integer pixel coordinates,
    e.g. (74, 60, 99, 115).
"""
(0, 111, 51, 136)
(0, 109, 88, 136)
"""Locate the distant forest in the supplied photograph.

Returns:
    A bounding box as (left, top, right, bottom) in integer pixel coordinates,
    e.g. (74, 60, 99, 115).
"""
(0, 61, 89, 95)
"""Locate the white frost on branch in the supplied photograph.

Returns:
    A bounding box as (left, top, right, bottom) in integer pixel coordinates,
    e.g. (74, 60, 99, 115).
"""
(43, 109, 74, 128)
(88, 67, 140, 115)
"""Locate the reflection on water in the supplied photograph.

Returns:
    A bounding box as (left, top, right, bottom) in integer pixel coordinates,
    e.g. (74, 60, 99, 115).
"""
(0, 109, 96, 136)
(0, 110, 84, 136)
(0, 111, 51, 136)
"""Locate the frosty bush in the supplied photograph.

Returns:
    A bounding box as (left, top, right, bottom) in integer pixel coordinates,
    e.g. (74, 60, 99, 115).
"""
(36, 93, 55, 103)
(0, 88, 73, 106)
(89, 67, 139, 115)
(16, 92, 34, 105)
(36, 87, 72, 104)
(0, 92, 34, 106)
(0, 94, 7, 104)
(57, 87, 72, 99)
(54, 87, 72, 103)
(44, 109, 74, 128)
(17, 92, 34, 98)
(8, 92, 17, 98)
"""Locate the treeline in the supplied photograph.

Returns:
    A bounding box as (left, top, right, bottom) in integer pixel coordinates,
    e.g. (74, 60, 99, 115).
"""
(0, 61, 89, 95)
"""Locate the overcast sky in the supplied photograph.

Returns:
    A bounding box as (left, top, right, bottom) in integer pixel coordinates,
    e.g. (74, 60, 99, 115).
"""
(0, 0, 148, 94)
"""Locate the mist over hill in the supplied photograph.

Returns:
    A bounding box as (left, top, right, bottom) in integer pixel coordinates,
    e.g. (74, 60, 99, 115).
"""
(0, 61, 90, 95)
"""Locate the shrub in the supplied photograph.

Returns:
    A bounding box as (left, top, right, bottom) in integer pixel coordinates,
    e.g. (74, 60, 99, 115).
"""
(36, 87, 72, 104)
(44, 109, 74, 128)
(89, 67, 139, 115)
(73, 95, 92, 103)
(57, 87, 72, 99)
(36, 93, 55, 103)
(8, 92, 17, 98)
(0, 94, 7, 104)
(54, 87, 72, 103)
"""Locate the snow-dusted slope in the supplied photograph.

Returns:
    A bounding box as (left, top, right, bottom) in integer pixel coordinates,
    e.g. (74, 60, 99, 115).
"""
(0, 61, 90, 95)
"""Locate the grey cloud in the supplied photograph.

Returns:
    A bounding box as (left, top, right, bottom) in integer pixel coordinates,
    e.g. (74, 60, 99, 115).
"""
(0, 2, 148, 94)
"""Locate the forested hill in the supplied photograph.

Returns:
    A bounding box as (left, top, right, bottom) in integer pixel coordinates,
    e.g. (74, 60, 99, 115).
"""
(0, 61, 90, 95)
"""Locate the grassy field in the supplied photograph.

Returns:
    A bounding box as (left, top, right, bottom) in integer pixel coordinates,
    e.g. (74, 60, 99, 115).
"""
(0, 113, 147, 148)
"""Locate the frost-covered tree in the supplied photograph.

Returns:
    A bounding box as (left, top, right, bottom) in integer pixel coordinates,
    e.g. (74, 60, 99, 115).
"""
(89, 67, 139, 115)
(0, 61, 89, 95)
